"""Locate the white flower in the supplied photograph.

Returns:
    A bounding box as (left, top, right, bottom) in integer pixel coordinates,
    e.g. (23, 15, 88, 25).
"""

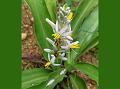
(46, 79, 55, 86)
(61, 57, 67, 61)
(61, 53, 65, 57)
(46, 18, 71, 39)
(46, 37, 57, 50)
(59, 53, 67, 61)
(66, 36, 73, 41)
(46, 37, 54, 45)
(46, 19, 66, 37)
(46, 18, 59, 33)
(60, 69, 66, 75)
(61, 41, 80, 50)
(44, 49, 53, 53)
(46, 18, 56, 33)
(61, 46, 69, 50)
(50, 55, 61, 66)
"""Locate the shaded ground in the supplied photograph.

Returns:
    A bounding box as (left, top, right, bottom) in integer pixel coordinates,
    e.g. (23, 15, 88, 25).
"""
(22, 1, 98, 89)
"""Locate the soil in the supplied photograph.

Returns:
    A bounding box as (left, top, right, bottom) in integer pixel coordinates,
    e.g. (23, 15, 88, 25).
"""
(22, 1, 44, 70)
(22, 1, 98, 89)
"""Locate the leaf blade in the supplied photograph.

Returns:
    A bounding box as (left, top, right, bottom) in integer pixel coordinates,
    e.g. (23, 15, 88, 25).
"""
(27, 69, 66, 89)
(44, 0, 56, 22)
(70, 74, 87, 89)
(75, 63, 99, 85)
(25, 0, 54, 59)
(71, 6, 99, 60)
(72, 0, 98, 38)
(22, 68, 50, 89)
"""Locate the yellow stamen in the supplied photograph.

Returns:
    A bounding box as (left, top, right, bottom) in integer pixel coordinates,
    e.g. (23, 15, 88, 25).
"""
(44, 62, 51, 68)
(67, 12, 73, 21)
(52, 33, 60, 39)
(70, 44, 80, 48)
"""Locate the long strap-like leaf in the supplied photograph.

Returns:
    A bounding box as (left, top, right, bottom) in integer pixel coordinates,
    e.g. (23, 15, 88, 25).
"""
(22, 68, 50, 89)
(71, 7, 98, 61)
(44, 0, 56, 22)
(27, 69, 65, 89)
(75, 63, 99, 86)
(25, 0, 55, 60)
(72, 0, 98, 38)
(70, 74, 87, 89)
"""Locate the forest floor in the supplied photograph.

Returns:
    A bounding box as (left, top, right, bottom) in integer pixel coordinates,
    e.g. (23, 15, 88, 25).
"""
(22, 1, 98, 89)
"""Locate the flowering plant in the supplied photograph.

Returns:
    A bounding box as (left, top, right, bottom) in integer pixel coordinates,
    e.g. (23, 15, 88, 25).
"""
(22, 0, 98, 89)
(44, 4, 80, 68)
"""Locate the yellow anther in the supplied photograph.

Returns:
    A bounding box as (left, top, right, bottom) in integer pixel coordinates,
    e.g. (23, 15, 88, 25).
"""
(70, 44, 80, 48)
(67, 12, 73, 21)
(44, 62, 51, 68)
(52, 33, 60, 39)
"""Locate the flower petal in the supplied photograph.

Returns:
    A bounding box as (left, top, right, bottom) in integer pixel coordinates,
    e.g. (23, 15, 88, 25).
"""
(44, 49, 52, 53)
(61, 57, 67, 61)
(46, 18, 56, 33)
(59, 11, 64, 16)
(53, 64, 61, 66)
(61, 46, 69, 50)
(68, 24, 71, 31)
(59, 25, 68, 34)
(61, 53, 65, 57)
(66, 36, 73, 41)
(55, 20, 59, 32)
(60, 69, 66, 75)
(50, 55, 55, 64)
(46, 38, 57, 50)
(71, 41, 79, 45)
(60, 7, 66, 13)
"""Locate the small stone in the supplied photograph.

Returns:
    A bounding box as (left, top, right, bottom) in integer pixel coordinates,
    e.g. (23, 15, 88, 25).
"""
(31, 17, 34, 22)
(26, 15, 29, 18)
(22, 33, 27, 40)
(24, 24, 29, 28)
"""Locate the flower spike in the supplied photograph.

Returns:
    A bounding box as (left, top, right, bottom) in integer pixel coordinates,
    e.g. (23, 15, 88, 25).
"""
(44, 3, 80, 67)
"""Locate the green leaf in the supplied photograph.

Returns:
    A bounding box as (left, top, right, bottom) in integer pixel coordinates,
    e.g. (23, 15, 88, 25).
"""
(27, 69, 66, 89)
(22, 68, 50, 89)
(27, 81, 47, 89)
(72, 0, 98, 38)
(66, 0, 72, 6)
(82, 33, 99, 54)
(70, 74, 87, 89)
(44, 0, 56, 22)
(25, 0, 54, 60)
(71, 7, 98, 60)
(75, 63, 99, 85)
